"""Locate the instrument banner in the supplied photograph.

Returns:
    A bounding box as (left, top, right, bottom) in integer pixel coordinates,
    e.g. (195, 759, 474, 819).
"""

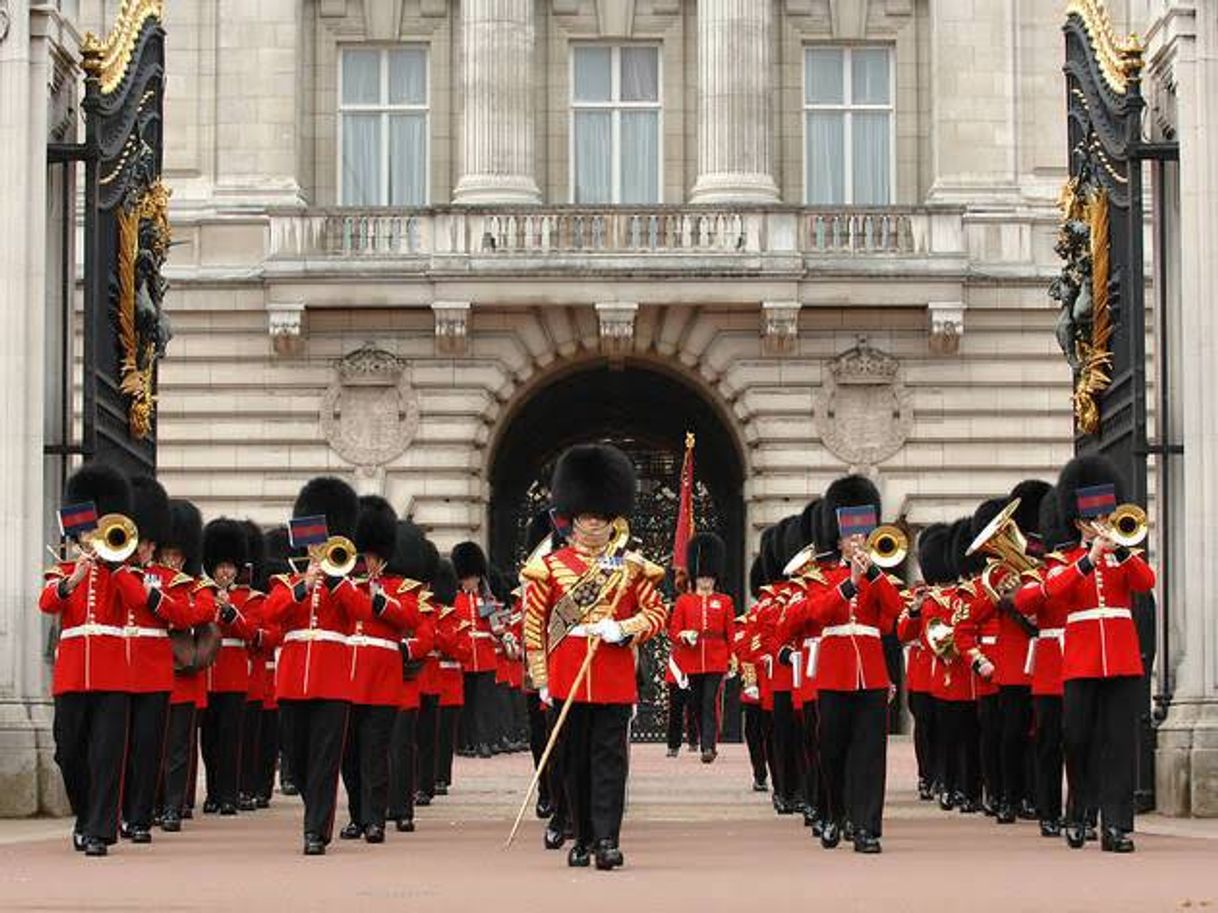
(59, 502, 99, 538)
(289, 515, 329, 548)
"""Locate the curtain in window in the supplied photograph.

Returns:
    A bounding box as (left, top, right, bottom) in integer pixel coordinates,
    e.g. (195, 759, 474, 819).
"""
(343, 50, 380, 105)
(620, 111, 659, 203)
(389, 114, 426, 206)
(853, 112, 890, 205)
(389, 48, 428, 105)
(806, 112, 844, 205)
(851, 49, 890, 104)
(574, 111, 612, 203)
(620, 47, 658, 102)
(342, 114, 381, 206)
(574, 47, 612, 102)
(805, 48, 844, 104)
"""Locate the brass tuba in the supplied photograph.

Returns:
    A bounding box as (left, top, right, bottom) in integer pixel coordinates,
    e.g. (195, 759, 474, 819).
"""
(87, 513, 139, 563)
(866, 525, 908, 569)
(966, 498, 1040, 602)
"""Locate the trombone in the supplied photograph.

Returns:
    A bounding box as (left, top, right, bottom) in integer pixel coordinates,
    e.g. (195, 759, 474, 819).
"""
(1084, 503, 1148, 549)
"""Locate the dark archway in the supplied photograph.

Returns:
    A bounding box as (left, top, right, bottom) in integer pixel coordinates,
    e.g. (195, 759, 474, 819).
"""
(488, 360, 746, 740)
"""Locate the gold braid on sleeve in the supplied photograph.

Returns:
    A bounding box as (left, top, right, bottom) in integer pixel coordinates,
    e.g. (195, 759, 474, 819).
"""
(618, 575, 668, 642)
(522, 575, 552, 690)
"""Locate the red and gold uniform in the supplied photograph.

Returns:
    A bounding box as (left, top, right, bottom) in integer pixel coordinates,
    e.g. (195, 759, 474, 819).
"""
(733, 594, 769, 791)
(386, 576, 435, 829)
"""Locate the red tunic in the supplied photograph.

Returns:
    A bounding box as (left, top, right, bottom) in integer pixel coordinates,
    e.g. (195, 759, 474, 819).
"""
(756, 582, 801, 702)
(452, 590, 497, 674)
(40, 562, 140, 695)
(201, 585, 260, 694)
(263, 573, 409, 702)
(797, 564, 903, 693)
(670, 592, 735, 675)
(392, 578, 436, 711)
(1014, 555, 1072, 697)
(432, 604, 471, 707)
(896, 590, 933, 694)
(928, 581, 989, 702)
(1043, 545, 1155, 680)
(124, 564, 207, 693)
(347, 576, 412, 707)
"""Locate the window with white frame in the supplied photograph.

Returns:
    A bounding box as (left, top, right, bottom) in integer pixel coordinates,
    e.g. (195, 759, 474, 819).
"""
(570, 45, 661, 204)
(803, 46, 893, 206)
(339, 46, 428, 206)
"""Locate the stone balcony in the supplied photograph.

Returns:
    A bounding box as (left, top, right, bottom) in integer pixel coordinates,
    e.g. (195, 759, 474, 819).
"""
(265, 204, 968, 278)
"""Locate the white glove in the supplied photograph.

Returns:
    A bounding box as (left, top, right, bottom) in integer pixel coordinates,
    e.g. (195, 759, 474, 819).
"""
(591, 618, 626, 644)
(680, 630, 698, 647)
(539, 686, 552, 708)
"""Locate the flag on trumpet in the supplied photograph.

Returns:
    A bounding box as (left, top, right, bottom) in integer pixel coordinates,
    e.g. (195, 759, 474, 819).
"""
(58, 502, 99, 539)
(1076, 484, 1117, 519)
(836, 505, 878, 538)
(289, 515, 329, 548)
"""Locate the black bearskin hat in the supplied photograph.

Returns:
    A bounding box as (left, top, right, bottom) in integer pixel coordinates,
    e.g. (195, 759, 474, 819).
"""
(1009, 479, 1052, 541)
(946, 517, 973, 580)
(525, 508, 563, 553)
(748, 556, 765, 599)
(451, 541, 488, 580)
(916, 523, 953, 586)
(817, 475, 882, 553)
(799, 499, 822, 553)
(243, 520, 265, 587)
(430, 559, 458, 606)
(489, 567, 513, 604)
(203, 518, 249, 577)
(355, 495, 398, 562)
(262, 525, 292, 584)
(64, 462, 133, 521)
(550, 444, 637, 520)
(164, 500, 204, 576)
(420, 539, 441, 585)
(1039, 487, 1079, 552)
(292, 476, 359, 539)
(130, 475, 171, 545)
(386, 520, 434, 581)
(686, 532, 726, 582)
(1056, 454, 1126, 524)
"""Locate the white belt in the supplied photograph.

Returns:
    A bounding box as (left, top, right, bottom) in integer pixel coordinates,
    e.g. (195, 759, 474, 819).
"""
(283, 629, 349, 645)
(1039, 627, 1065, 640)
(1067, 607, 1131, 625)
(821, 623, 880, 639)
(125, 626, 169, 639)
(1024, 628, 1065, 676)
(803, 637, 821, 679)
(220, 638, 246, 648)
(469, 631, 494, 639)
(439, 660, 461, 670)
(980, 636, 998, 646)
(349, 633, 399, 651)
(59, 623, 125, 640)
(568, 625, 593, 638)
(264, 661, 275, 670)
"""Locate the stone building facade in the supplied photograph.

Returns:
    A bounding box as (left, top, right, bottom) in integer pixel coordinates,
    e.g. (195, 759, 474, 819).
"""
(3, 0, 1213, 816)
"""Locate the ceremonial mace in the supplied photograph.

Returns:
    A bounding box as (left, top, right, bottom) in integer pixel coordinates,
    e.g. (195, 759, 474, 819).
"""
(503, 554, 642, 849)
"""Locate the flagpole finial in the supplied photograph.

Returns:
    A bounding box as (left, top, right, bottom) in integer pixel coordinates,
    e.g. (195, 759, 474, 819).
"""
(685, 431, 695, 450)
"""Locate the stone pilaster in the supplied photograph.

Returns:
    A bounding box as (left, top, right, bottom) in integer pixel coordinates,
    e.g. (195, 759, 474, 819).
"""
(688, 0, 779, 204)
(452, 0, 540, 205)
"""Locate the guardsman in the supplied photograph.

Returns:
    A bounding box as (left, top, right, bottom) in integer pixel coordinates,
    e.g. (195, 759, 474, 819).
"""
(429, 559, 470, 796)
(664, 582, 694, 758)
(670, 532, 734, 764)
(250, 525, 288, 809)
(236, 521, 269, 812)
(261, 476, 411, 856)
(521, 444, 667, 871)
(385, 521, 437, 833)
(41, 464, 147, 855)
(735, 558, 768, 793)
(793, 475, 904, 854)
(121, 476, 204, 844)
(158, 499, 212, 832)
(1013, 488, 1074, 838)
(1045, 455, 1154, 853)
(198, 518, 258, 815)
(451, 541, 497, 758)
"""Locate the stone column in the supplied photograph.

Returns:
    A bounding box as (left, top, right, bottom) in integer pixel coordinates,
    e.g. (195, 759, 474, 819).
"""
(1153, 0, 1218, 817)
(452, 0, 540, 205)
(688, 0, 780, 204)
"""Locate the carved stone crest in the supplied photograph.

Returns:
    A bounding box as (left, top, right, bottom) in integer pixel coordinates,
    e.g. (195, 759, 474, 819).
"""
(320, 346, 420, 469)
(813, 339, 913, 469)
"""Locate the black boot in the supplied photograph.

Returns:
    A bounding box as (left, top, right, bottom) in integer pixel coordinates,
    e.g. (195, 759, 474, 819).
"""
(238, 794, 256, 812)
(72, 831, 86, 852)
(255, 795, 271, 809)
(1039, 819, 1061, 838)
(544, 822, 566, 850)
(853, 830, 882, 854)
(1064, 823, 1086, 849)
(303, 833, 326, 856)
(364, 824, 385, 844)
(219, 802, 238, 816)
(665, 747, 679, 758)
(476, 743, 493, 759)
(202, 799, 220, 815)
(996, 804, 1017, 824)
(84, 838, 108, 857)
(917, 779, 934, 801)
(701, 748, 717, 764)
(130, 827, 152, 844)
(339, 821, 363, 840)
(594, 839, 624, 871)
(1101, 827, 1135, 853)
(395, 818, 415, 833)
(752, 778, 768, 793)
(414, 791, 432, 806)
(567, 843, 591, 867)
(820, 820, 841, 849)
(280, 780, 299, 796)
(535, 797, 554, 819)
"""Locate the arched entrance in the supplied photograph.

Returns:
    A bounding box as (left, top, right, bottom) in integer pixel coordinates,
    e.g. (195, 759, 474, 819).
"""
(487, 359, 746, 741)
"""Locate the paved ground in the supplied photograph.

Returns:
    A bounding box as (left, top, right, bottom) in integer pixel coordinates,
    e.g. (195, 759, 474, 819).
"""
(1, 738, 1215, 913)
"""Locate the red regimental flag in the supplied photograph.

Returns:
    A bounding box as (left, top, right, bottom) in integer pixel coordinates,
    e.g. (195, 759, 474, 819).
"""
(671, 432, 696, 574)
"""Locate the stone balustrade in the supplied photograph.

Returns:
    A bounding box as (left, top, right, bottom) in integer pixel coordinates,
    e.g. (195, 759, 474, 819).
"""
(266, 205, 965, 266)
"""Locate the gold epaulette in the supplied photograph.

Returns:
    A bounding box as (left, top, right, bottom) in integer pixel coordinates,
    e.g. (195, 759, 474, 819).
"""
(396, 577, 425, 596)
(520, 555, 551, 584)
(797, 566, 827, 585)
(416, 590, 435, 613)
(438, 605, 456, 619)
(194, 576, 219, 593)
(885, 572, 904, 587)
(638, 557, 666, 582)
(958, 579, 978, 598)
(44, 562, 71, 579)
(170, 571, 194, 589)
(269, 572, 295, 589)
(455, 619, 472, 632)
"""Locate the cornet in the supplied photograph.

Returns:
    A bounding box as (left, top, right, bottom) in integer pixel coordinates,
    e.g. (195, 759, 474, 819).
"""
(84, 513, 139, 563)
(315, 535, 358, 577)
(1085, 503, 1148, 549)
(866, 525, 908, 569)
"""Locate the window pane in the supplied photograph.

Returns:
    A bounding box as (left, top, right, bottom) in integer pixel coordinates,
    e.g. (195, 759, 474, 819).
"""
(620, 47, 658, 102)
(573, 111, 612, 203)
(805, 48, 844, 104)
(389, 114, 426, 206)
(342, 49, 381, 105)
(389, 47, 427, 105)
(852, 112, 890, 204)
(805, 111, 844, 204)
(342, 113, 382, 205)
(574, 46, 612, 102)
(620, 111, 659, 203)
(852, 48, 890, 104)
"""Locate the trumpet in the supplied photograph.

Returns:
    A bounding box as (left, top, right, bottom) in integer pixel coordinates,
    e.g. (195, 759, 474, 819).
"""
(84, 513, 139, 563)
(866, 525, 908, 569)
(1086, 503, 1148, 548)
(313, 535, 358, 577)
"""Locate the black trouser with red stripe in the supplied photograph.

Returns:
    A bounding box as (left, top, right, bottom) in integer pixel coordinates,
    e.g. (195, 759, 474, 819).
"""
(801, 699, 823, 814)
(201, 691, 245, 808)
(818, 688, 888, 837)
(159, 701, 196, 818)
(341, 703, 397, 830)
(123, 690, 170, 830)
(742, 703, 768, 786)
(1063, 675, 1138, 833)
(387, 708, 417, 824)
(936, 699, 980, 802)
(279, 699, 349, 841)
(998, 685, 1032, 809)
(769, 691, 803, 805)
(415, 694, 439, 797)
(526, 693, 552, 809)
(978, 693, 1002, 807)
(1033, 694, 1063, 823)
(437, 705, 460, 786)
(689, 673, 723, 753)
(257, 708, 278, 800)
(907, 690, 936, 787)
(558, 701, 631, 848)
(54, 691, 130, 844)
